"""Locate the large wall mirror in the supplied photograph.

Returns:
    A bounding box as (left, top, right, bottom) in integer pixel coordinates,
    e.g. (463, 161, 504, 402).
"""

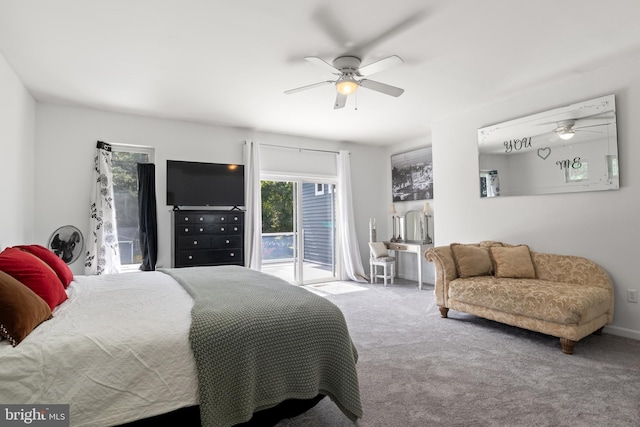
(477, 94, 619, 197)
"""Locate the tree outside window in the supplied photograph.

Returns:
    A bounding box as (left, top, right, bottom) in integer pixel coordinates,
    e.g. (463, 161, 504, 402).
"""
(261, 181, 294, 260)
(111, 147, 153, 266)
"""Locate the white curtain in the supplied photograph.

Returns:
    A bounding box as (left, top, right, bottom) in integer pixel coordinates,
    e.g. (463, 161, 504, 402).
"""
(337, 150, 368, 282)
(85, 141, 121, 275)
(243, 140, 262, 270)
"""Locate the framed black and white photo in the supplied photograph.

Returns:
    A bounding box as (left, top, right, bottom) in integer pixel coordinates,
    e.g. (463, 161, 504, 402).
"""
(391, 146, 433, 202)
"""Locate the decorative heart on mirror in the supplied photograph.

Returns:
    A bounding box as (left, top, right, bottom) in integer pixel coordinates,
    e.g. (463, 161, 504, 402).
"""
(537, 147, 551, 160)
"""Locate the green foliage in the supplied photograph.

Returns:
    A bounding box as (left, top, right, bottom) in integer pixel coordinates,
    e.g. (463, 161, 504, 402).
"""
(112, 152, 147, 193)
(112, 151, 149, 228)
(261, 181, 293, 233)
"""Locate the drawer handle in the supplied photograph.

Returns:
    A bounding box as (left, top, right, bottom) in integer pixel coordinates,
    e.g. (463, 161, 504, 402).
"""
(184, 217, 189, 221)
(199, 217, 204, 221)
(233, 227, 238, 231)
(199, 227, 204, 232)
(230, 253, 235, 257)
(188, 255, 193, 260)
(221, 217, 225, 221)
(221, 227, 225, 232)
(184, 228, 189, 232)
(234, 216, 238, 221)
(225, 240, 230, 244)
(193, 240, 198, 245)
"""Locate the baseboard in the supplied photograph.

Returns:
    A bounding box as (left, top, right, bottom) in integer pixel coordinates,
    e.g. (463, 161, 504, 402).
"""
(603, 325, 640, 341)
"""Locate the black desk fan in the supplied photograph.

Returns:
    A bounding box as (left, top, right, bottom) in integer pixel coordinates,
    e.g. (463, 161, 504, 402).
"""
(48, 225, 84, 264)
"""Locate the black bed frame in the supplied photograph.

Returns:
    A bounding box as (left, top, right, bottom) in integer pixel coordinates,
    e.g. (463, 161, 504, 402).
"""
(114, 394, 325, 427)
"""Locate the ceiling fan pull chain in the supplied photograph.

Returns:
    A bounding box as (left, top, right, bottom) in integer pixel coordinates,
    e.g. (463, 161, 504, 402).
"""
(355, 91, 358, 111)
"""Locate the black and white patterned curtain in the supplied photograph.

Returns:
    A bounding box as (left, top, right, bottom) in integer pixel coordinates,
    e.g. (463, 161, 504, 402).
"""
(85, 141, 121, 275)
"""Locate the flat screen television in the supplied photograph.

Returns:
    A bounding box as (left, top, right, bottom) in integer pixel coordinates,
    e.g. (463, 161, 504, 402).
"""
(166, 160, 245, 207)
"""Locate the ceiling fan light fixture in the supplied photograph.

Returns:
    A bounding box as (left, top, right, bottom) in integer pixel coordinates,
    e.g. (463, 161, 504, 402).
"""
(558, 129, 575, 140)
(336, 77, 359, 95)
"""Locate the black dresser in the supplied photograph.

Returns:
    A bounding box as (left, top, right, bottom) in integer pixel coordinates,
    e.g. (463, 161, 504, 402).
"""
(172, 210, 244, 267)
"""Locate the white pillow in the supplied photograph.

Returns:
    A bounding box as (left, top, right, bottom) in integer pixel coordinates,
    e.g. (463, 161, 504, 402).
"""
(368, 242, 388, 258)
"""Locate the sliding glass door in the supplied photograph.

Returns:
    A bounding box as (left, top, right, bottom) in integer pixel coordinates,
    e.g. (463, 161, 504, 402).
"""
(261, 178, 337, 285)
(299, 181, 337, 284)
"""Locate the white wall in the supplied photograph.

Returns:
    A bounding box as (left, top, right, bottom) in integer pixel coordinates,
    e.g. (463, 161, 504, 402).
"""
(0, 54, 35, 249)
(33, 103, 388, 275)
(431, 57, 640, 339)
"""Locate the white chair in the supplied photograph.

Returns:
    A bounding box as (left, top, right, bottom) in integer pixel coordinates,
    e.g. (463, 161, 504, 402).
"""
(368, 242, 395, 286)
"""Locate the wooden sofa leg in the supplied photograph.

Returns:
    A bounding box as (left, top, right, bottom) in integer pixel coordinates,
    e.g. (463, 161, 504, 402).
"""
(560, 338, 576, 355)
(438, 307, 449, 318)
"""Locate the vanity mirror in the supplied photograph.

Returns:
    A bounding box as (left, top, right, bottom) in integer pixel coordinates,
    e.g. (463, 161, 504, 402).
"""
(403, 210, 431, 243)
(478, 94, 618, 197)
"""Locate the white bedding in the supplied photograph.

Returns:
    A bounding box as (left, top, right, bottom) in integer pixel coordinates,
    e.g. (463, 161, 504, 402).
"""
(0, 271, 199, 427)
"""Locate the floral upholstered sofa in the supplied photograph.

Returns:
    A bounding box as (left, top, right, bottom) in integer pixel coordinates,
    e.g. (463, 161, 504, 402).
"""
(425, 242, 614, 354)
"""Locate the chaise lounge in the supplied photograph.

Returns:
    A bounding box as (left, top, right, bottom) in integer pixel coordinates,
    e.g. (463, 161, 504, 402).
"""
(425, 242, 614, 354)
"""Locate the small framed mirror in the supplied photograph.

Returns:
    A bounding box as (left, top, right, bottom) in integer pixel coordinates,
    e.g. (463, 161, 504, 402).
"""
(404, 210, 431, 243)
(478, 94, 618, 197)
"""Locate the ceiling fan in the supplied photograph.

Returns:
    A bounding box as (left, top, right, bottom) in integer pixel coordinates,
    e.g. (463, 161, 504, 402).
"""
(552, 119, 607, 140)
(284, 55, 405, 109)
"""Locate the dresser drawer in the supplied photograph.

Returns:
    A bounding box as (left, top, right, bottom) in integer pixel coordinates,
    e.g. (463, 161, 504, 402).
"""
(176, 249, 243, 266)
(177, 235, 212, 249)
(226, 214, 243, 224)
(177, 224, 241, 235)
(208, 224, 242, 234)
(176, 212, 228, 225)
(176, 224, 209, 235)
(211, 235, 242, 247)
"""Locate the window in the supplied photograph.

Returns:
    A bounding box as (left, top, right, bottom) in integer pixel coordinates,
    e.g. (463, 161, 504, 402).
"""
(607, 155, 618, 180)
(565, 159, 589, 183)
(111, 144, 155, 269)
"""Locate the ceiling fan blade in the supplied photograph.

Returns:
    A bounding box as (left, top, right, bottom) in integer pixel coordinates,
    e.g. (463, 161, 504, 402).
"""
(349, 11, 427, 58)
(359, 79, 404, 97)
(334, 93, 347, 109)
(358, 55, 404, 76)
(284, 80, 334, 95)
(312, 6, 352, 50)
(304, 56, 341, 74)
(538, 112, 615, 127)
(575, 123, 610, 130)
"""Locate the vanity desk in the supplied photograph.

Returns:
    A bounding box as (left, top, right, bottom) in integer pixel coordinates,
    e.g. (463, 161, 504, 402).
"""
(384, 241, 432, 290)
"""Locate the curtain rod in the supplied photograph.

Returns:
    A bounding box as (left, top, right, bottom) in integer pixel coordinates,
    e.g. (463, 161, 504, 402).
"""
(246, 141, 347, 155)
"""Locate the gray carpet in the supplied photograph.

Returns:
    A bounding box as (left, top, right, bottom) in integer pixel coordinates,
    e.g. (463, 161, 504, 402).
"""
(278, 280, 640, 427)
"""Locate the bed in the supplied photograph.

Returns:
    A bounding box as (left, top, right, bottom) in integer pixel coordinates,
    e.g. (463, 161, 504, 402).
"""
(0, 249, 362, 427)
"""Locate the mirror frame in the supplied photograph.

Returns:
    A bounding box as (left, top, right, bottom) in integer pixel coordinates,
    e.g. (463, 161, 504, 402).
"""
(477, 94, 619, 197)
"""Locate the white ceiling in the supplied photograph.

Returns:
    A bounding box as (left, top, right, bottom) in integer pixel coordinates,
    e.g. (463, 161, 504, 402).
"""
(2, 0, 640, 146)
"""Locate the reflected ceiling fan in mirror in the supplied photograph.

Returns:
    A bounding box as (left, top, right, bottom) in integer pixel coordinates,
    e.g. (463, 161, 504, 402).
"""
(533, 110, 614, 142)
(284, 55, 405, 109)
(553, 119, 606, 140)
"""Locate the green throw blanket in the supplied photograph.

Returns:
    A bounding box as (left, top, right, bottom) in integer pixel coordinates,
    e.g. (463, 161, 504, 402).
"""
(159, 266, 362, 427)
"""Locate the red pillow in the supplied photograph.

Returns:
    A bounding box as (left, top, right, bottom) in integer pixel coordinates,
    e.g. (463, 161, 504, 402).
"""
(16, 244, 74, 288)
(0, 248, 67, 310)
